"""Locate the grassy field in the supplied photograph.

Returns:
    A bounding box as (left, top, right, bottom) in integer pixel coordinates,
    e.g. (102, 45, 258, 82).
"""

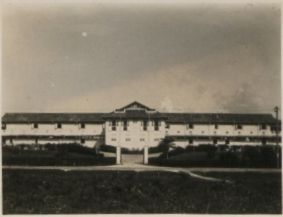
(2, 169, 281, 214)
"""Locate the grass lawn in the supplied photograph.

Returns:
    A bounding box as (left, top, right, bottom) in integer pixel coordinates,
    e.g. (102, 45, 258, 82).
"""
(2, 169, 281, 214)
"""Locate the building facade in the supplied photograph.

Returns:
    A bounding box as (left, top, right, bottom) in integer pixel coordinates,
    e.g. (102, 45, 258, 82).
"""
(1, 101, 281, 164)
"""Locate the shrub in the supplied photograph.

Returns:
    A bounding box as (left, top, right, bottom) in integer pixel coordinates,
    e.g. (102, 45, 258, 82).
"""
(99, 144, 116, 153)
(2, 144, 115, 166)
(260, 145, 281, 168)
(150, 144, 281, 168)
(217, 151, 239, 167)
(185, 146, 196, 152)
(156, 137, 176, 159)
(197, 144, 216, 159)
(241, 146, 261, 167)
(168, 147, 185, 157)
(149, 146, 163, 154)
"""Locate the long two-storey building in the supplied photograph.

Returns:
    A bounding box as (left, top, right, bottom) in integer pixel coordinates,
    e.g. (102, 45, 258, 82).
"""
(1, 101, 281, 164)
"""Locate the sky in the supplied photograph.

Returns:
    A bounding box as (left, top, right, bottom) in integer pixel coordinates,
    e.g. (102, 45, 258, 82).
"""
(1, 1, 281, 114)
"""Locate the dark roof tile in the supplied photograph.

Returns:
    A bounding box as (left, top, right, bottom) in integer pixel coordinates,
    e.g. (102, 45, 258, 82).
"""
(1, 112, 278, 124)
(164, 113, 278, 124)
(2, 113, 107, 123)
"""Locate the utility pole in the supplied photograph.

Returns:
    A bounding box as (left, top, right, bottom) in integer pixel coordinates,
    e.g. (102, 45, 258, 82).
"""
(274, 106, 280, 168)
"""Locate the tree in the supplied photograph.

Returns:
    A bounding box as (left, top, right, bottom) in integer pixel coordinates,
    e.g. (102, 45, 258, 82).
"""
(157, 137, 175, 159)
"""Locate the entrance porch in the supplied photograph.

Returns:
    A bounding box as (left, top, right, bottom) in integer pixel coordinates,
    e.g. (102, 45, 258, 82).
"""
(116, 146, 148, 165)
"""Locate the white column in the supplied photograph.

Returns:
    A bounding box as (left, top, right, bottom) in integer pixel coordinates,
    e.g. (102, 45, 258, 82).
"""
(143, 146, 148, 164)
(116, 146, 121, 164)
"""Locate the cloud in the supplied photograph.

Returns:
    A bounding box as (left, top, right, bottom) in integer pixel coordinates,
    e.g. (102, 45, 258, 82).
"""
(2, 3, 280, 113)
(218, 83, 261, 113)
(48, 45, 280, 114)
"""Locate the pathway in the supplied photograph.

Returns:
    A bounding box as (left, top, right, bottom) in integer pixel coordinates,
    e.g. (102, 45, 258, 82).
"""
(3, 164, 281, 183)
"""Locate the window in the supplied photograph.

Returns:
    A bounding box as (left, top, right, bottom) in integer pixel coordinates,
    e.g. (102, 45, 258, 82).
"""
(214, 124, 218, 129)
(111, 120, 116, 131)
(188, 123, 194, 129)
(189, 138, 193, 144)
(81, 138, 85, 144)
(235, 124, 242, 130)
(57, 123, 62, 129)
(225, 139, 230, 145)
(154, 138, 159, 141)
(81, 123, 85, 129)
(111, 138, 117, 141)
(126, 138, 131, 142)
(165, 123, 170, 129)
(154, 121, 159, 131)
(2, 123, 6, 130)
(260, 124, 267, 130)
(123, 120, 128, 131)
(143, 121, 148, 131)
(33, 123, 38, 129)
(140, 138, 145, 142)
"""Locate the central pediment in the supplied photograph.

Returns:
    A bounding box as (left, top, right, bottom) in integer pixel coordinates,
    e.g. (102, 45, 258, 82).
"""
(114, 101, 156, 113)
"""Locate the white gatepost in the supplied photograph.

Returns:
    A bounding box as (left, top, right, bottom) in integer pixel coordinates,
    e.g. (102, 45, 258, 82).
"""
(144, 146, 148, 164)
(116, 146, 121, 164)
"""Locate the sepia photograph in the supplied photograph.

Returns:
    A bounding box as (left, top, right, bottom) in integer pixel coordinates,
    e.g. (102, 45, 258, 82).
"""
(1, 0, 282, 214)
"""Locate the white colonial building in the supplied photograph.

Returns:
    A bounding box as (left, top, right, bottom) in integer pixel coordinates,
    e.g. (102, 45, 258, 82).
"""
(1, 101, 281, 164)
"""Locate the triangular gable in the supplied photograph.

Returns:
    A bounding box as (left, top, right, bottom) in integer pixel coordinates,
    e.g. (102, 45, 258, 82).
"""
(115, 101, 155, 112)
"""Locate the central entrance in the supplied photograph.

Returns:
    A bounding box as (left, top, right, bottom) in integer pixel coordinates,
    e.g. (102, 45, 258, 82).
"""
(116, 146, 149, 165)
(121, 152, 143, 164)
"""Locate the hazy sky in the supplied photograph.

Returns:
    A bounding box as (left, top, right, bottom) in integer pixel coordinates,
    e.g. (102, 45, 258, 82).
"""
(2, 1, 281, 114)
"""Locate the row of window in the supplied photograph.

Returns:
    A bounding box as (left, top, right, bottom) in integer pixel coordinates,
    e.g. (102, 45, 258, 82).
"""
(174, 130, 268, 135)
(186, 124, 267, 130)
(2, 138, 87, 144)
(1, 123, 86, 130)
(110, 120, 160, 131)
(0, 123, 269, 131)
(187, 138, 230, 145)
(110, 137, 269, 144)
(110, 125, 268, 132)
(188, 138, 269, 145)
(111, 138, 161, 142)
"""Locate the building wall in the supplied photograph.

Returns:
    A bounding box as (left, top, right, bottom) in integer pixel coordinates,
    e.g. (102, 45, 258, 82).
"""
(2, 121, 280, 148)
(2, 123, 104, 148)
(105, 120, 166, 150)
(167, 123, 276, 137)
(3, 123, 104, 136)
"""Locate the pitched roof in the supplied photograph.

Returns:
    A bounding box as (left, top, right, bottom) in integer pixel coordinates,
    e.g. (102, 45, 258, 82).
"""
(104, 110, 167, 120)
(115, 101, 155, 112)
(1, 113, 107, 124)
(1, 112, 278, 124)
(164, 113, 278, 124)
